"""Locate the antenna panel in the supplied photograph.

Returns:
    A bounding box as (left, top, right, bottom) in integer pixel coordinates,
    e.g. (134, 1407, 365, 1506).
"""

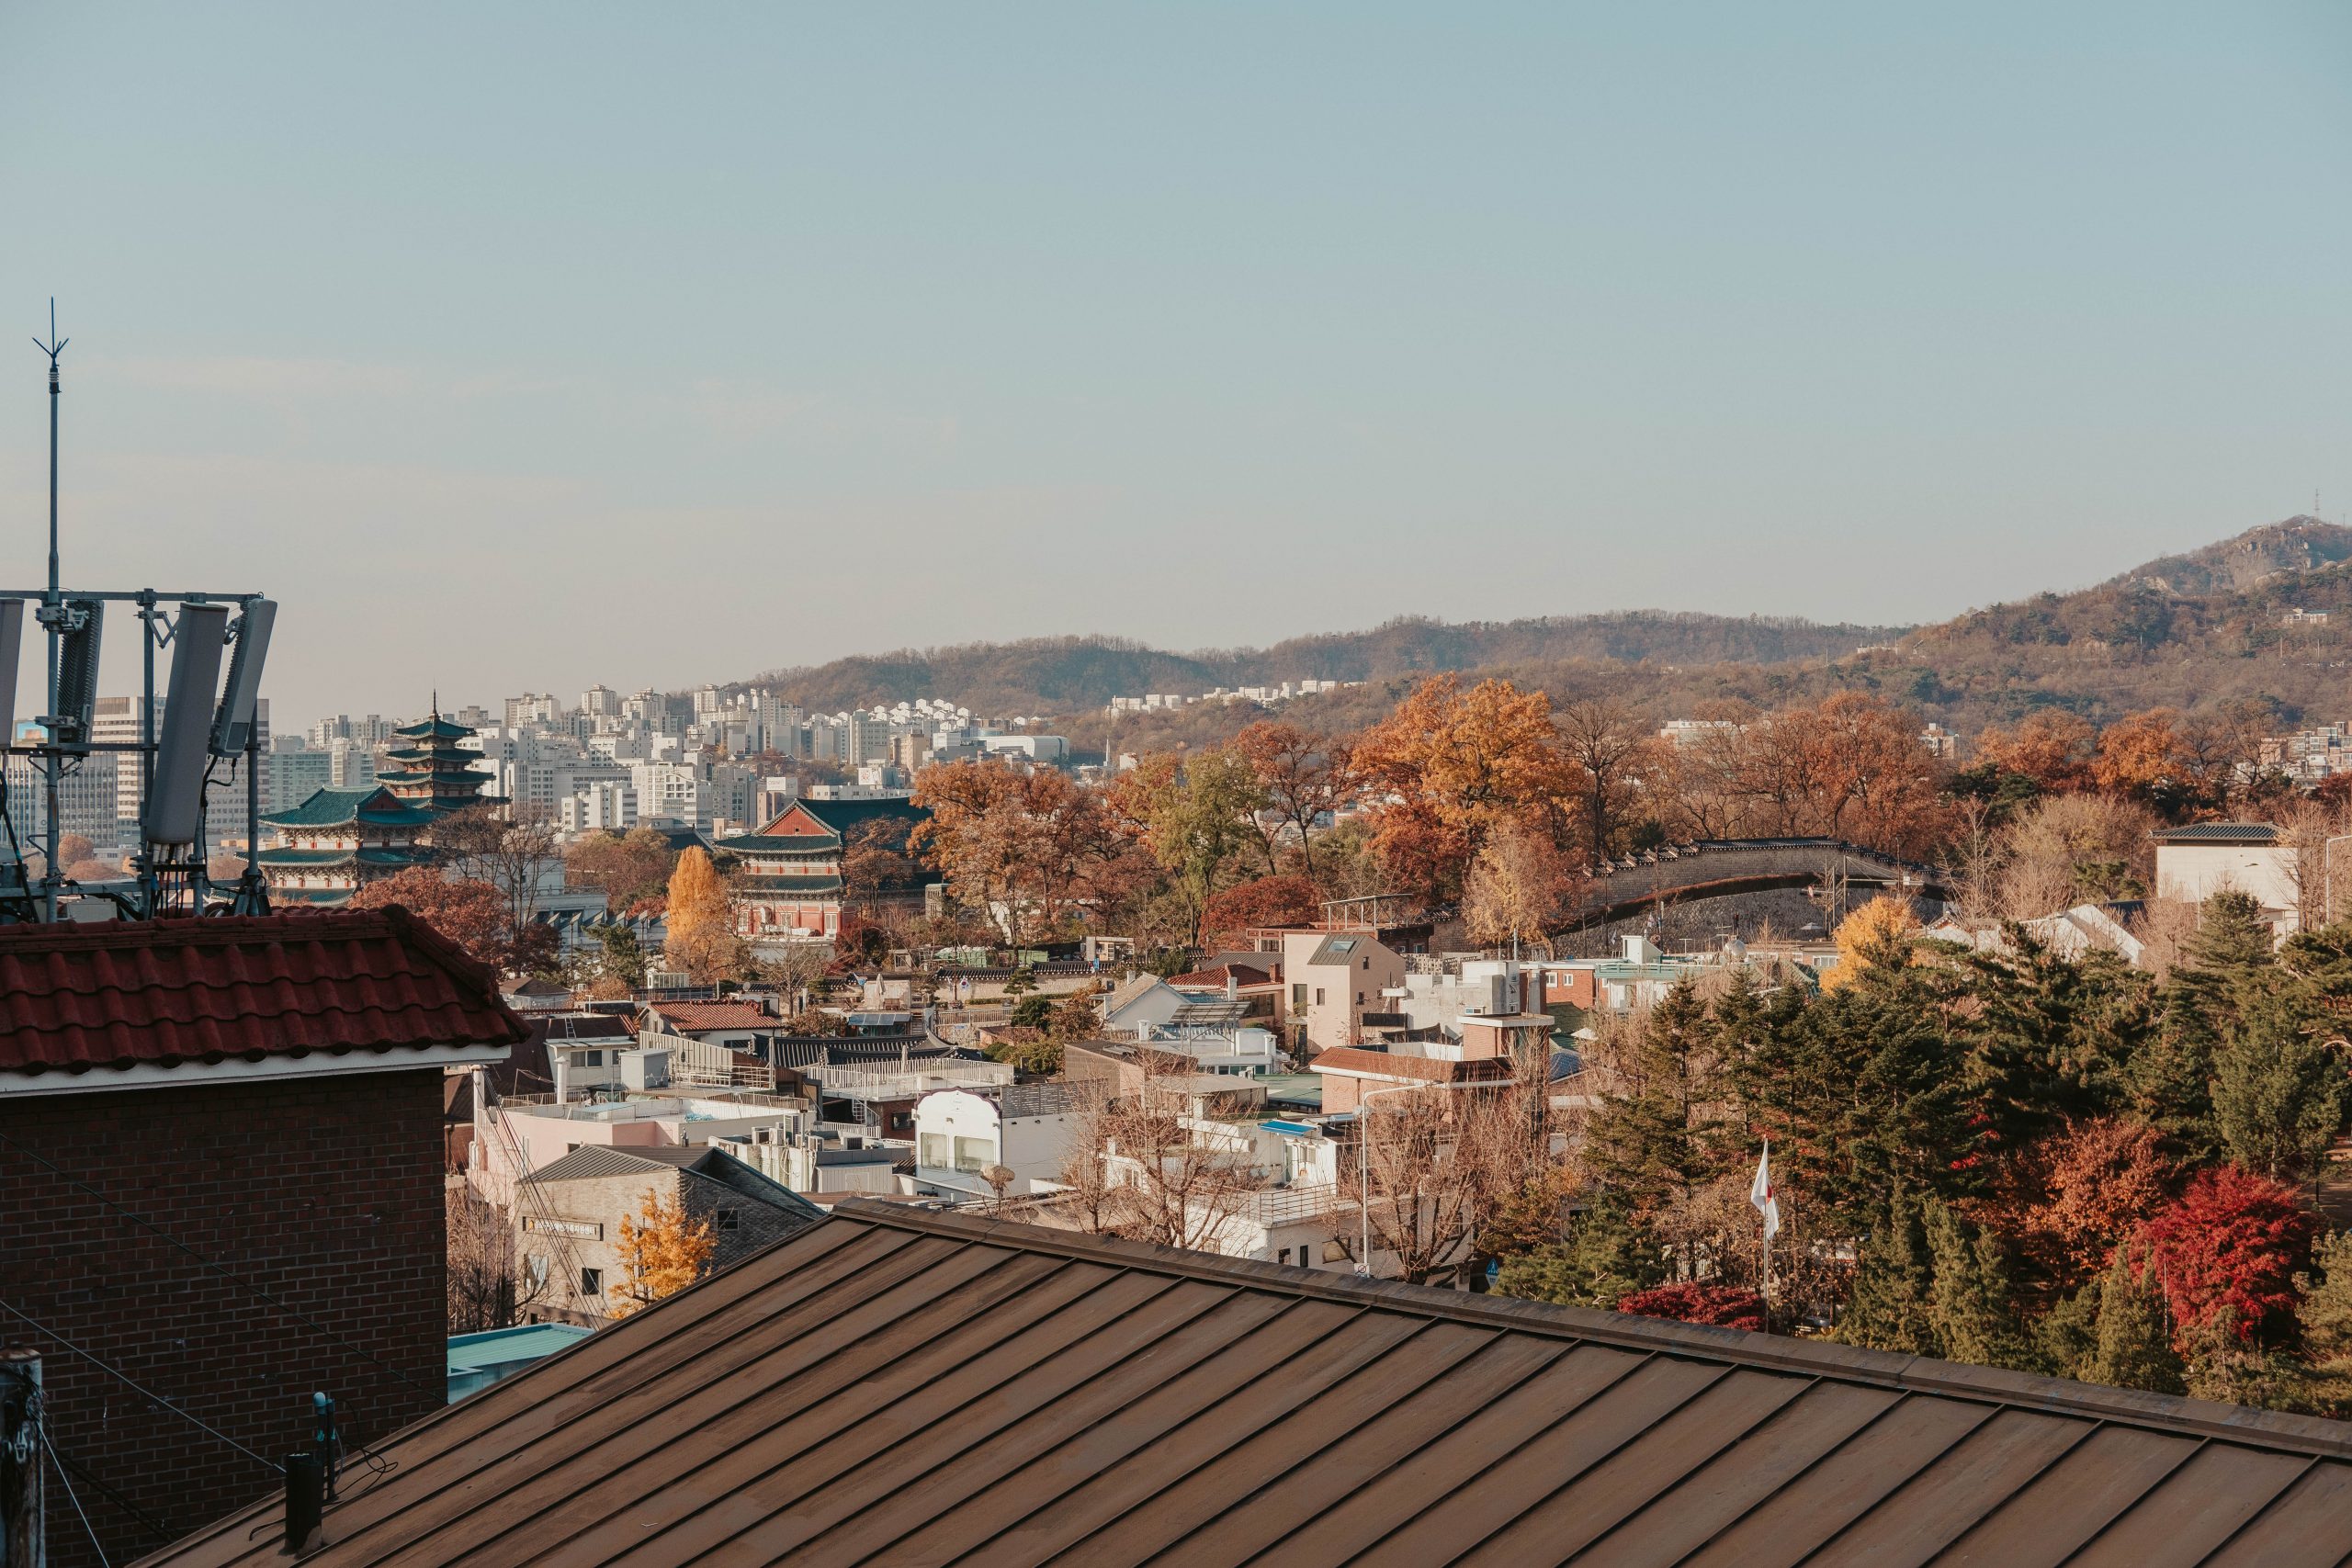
(142, 604, 230, 846)
(210, 598, 277, 757)
(0, 600, 23, 748)
(52, 598, 103, 745)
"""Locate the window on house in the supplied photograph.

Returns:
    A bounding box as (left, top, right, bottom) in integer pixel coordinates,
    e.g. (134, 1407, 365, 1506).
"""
(1291, 983, 1306, 1010)
(1315, 987, 1326, 1006)
(1321, 1240, 1349, 1264)
(919, 1134, 952, 1168)
(525, 1254, 549, 1289)
(1357, 992, 1365, 1006)
(579, 1267, 604, 1300)
(953, 1136, 995, 1174)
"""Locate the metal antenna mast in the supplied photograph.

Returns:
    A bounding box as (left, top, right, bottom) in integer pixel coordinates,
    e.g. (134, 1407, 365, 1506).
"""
(30, 304, 68, 920)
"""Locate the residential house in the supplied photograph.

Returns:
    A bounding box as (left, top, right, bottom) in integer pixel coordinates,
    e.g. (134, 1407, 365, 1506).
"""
(469, 1088, 811, 1208)
(1280, 929, 1407, 1055)
(911, 1081, 1089, 1198)
(0, 909, 526, 1567)
(2151, 821, 2302, 931)
(513, 1144, 821, 1325)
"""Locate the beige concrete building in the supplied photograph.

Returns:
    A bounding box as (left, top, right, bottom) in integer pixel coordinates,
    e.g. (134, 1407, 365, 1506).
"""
(1280, 930, 1407, 1055)
(2151, 822, 2301, 931)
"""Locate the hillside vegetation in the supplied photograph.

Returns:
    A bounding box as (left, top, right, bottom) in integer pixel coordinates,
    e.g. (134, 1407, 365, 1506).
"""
(738, 515, 2352, 738)
(749, 612, 1907, 717)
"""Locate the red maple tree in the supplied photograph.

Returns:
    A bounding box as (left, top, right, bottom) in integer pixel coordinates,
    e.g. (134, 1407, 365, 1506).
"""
(1616, 1281, 1767, 1333)
(1199, 874, 1322, 946)
(2139, 1166, 2318, 1348)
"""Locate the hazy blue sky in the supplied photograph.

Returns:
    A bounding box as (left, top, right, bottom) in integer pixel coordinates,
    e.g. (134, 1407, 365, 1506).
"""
(3, 4, 2349, 730)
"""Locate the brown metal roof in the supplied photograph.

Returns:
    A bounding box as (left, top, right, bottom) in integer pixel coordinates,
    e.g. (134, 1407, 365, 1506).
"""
(141, 1202, 2352, 1568)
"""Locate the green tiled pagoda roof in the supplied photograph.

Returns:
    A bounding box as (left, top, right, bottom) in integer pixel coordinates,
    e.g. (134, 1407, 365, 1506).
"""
(714, 833, 839, 853)
(257, 849, 356, 866)
(256, 846, 430, 869)
(262, 787, 389, 829)
(393, 716, 475, 740)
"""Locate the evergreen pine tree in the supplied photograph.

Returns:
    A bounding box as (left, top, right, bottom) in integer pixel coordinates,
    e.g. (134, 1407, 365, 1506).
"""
(1491, 1205, 1665, 1309)
(1837, 1181, 1939, 1357)
(2133, 891, 2275, 1159)
(2211, 982, 2346, 1180)
(1581, 979, 1717, 1219)
(1924, 1198, 2033, 1371)
(2034, 1279, 2102, 1381)
(2086, 1247, 2186, 1395)
(2299, 1230, 2352, 1364)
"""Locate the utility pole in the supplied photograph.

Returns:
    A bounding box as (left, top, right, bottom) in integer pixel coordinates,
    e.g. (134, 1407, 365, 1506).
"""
(0, 1347, 42, 1568)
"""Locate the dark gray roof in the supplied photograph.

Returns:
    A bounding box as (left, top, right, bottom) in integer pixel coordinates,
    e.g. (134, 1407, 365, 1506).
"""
(521, 1144, 822, 1226)
(151, 1202, 2352, 1568)
(519, 1145, 707, 1184)
(2149, 821, 2284, 844)
(1306, 931, 1377, 966)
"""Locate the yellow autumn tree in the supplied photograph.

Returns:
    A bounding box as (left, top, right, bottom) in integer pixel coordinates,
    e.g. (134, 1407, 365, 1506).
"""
(1463, 820, 1577, 957)
(662, 846, 740, 981)
(1820, 896, 1921, 992)
(608, 1188, 718, 1315)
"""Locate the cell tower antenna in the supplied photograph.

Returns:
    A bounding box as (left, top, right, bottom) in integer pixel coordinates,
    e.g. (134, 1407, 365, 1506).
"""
(31, 299, 66, 603)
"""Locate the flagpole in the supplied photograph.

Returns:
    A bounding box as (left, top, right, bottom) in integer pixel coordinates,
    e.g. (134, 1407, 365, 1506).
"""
(1760, 1137, 1773, 1322)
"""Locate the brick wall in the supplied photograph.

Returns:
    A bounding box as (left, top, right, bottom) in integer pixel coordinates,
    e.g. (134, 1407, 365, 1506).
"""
(0, 1068, 447, 1566)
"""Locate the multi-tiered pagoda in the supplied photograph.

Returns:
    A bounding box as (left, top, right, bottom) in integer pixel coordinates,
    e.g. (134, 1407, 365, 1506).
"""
(257, 701, 496, 906)
(374, 707, 497, 814)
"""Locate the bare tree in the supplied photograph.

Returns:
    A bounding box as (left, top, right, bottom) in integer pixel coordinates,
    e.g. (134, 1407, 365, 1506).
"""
(1554, 698, 1662, 865)
(1062, 1061, 1266, 1251)
(447, 1183, 545, 1334)
(1325, 1085, 1532, 1284)
(434, 803, 563, 939)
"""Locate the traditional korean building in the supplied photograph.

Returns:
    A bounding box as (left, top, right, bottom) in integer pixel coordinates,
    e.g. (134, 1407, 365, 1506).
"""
(256, 702, 496, 906)
(714, 795, 930, 943)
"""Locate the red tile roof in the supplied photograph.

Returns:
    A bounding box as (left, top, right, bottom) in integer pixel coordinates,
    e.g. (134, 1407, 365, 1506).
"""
(1309, 1046, 1515, 1084)
(646, 1001, 775, 1033)
(0, 908, 529, 1082)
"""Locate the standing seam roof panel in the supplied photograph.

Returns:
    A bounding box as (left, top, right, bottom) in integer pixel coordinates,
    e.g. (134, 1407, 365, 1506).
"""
(131, 1207, 2352, 1568)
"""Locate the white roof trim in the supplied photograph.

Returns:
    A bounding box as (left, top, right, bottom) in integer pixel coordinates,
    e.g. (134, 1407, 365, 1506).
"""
(0, 1041, 510, 1099)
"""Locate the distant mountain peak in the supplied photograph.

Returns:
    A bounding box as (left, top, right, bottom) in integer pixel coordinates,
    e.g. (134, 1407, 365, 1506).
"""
(2109, 515, 2352, 596)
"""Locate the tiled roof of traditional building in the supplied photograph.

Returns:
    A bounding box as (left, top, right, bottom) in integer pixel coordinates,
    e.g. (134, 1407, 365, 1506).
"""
(0, 908, 527, 1082)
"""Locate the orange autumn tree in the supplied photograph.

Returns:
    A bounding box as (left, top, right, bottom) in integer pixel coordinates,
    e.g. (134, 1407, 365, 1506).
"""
(609, 1188, 718, 1315)
(2091, 709, 2193, 808)
(1353, 675, 1575, 903)
(1975, 711, 2097, 794)
(352, 865, 510, 967)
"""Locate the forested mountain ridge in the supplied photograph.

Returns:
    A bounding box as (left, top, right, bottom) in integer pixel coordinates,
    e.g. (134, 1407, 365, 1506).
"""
(735, 516, 2352, 737)
(747, 612, 1908, 716)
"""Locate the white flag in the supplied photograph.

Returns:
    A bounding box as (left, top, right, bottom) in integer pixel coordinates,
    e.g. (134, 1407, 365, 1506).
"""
(1749, 1143, 1781, 1245)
